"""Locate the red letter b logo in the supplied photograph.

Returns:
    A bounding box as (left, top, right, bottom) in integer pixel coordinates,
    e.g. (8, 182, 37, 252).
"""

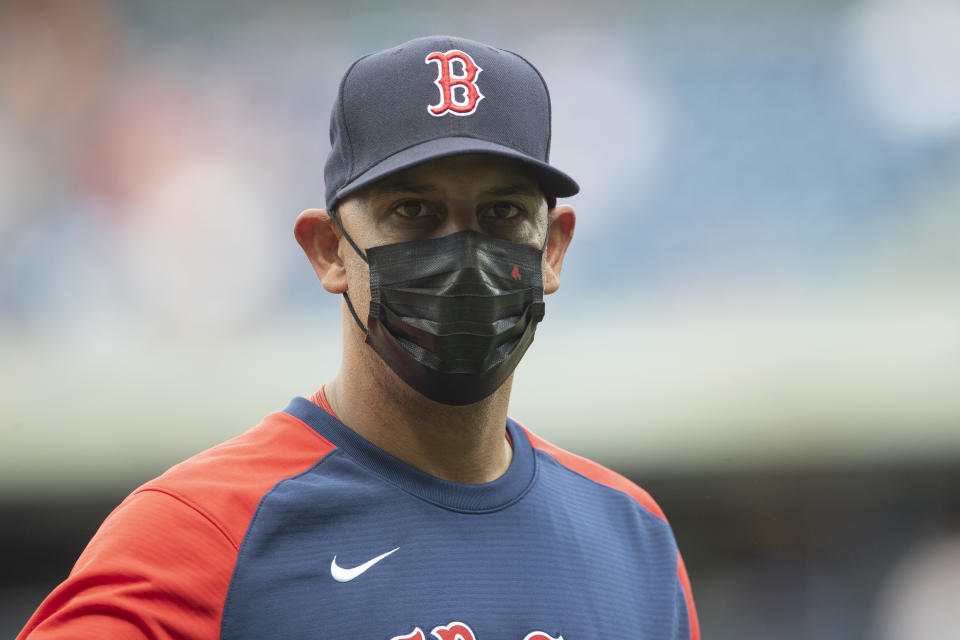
(425, 50, 484, 116)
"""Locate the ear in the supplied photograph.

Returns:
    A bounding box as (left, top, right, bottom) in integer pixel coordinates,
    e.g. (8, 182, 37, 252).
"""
(294, 209, 348, 294)
(543, 204, 575, 295)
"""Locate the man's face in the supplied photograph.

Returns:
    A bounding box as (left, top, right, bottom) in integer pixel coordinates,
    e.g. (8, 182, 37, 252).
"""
(330, 153, 553, 399)
(293, 151, 575, 403)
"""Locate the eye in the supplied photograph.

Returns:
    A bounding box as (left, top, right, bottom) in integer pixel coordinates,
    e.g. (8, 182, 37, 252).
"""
(485, 201, 523, 220)
(393, 200, 436, 218)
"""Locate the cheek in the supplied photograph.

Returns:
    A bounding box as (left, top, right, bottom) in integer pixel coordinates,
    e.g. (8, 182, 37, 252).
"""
(532, 207, 550, 247)
(522, 218, 547, 247)
(344, 253, 372, 313)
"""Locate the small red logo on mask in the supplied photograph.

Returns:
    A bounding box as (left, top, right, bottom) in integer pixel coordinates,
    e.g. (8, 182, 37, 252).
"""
(425, 50, 484, 116)
(511, 265, 521, 281)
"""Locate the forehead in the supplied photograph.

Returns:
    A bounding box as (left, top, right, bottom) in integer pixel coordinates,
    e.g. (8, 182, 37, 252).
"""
(350, 154, 544, 202)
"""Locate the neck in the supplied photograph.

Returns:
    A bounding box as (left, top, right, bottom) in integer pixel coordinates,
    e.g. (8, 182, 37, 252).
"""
(326, 327, 514, 484)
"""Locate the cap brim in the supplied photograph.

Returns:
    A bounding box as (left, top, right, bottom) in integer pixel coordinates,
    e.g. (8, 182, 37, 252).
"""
(330, 137, 579, 208)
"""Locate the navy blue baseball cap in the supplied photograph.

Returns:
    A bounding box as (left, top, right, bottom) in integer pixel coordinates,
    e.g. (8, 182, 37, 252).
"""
(324, 35, 580, 209)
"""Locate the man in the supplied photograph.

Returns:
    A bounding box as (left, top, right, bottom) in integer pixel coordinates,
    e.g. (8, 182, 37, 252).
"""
(18, 36, 699, 640)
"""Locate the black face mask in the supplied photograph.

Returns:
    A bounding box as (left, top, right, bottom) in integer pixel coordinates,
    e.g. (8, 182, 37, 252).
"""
(334, 221, 547, 406)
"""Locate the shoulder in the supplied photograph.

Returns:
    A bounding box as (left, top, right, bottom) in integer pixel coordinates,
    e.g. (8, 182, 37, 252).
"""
(521, 425, 667, 522)
(18, 409, 337, 640)
(520, 426, 701, 640)
(135, 408, 339, 548)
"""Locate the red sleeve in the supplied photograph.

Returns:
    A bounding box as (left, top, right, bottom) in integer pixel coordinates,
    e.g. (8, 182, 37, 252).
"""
(18, 410, 337, 640)
(17, 489, 237, 640)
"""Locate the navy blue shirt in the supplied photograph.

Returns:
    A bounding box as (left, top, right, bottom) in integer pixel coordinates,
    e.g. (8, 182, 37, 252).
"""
(18, 397, 697, 640)
(220, 398, 694, 640)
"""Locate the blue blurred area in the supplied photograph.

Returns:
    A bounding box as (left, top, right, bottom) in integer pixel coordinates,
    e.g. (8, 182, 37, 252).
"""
(1, 0, 958, 329)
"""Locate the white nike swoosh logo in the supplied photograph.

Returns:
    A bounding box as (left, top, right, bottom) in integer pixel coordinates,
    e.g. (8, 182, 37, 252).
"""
(330, 547, 399, 582)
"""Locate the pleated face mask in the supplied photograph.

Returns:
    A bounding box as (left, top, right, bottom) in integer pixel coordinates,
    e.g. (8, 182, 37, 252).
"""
(338, 227, 547, 406)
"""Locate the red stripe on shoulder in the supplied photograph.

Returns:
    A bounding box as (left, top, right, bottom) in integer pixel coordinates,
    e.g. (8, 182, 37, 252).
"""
(137, 410, 338, 549)
(520, 426, 667, 522)
(678, 552, 701, 640)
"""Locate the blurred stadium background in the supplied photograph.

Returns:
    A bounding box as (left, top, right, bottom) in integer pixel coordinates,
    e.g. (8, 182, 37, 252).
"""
(2, 0, 959, 637)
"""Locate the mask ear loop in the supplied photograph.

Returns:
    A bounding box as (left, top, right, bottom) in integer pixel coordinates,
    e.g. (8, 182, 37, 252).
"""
(329, 210, 369, 336)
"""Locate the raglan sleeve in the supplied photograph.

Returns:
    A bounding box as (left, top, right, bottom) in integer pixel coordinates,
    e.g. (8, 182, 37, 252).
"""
(16, 488, 238, 640)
